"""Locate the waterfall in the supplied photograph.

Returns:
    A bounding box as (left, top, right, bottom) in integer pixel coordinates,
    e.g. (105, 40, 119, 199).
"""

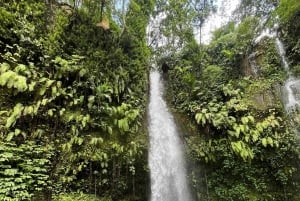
(282, 77, 300, 110)
(273, 31, 300, 111)
(275, 37, 290, 71)
(148, 70, 192, 201)
(276, 38, 300, 111)
(253, 21, 300, 111)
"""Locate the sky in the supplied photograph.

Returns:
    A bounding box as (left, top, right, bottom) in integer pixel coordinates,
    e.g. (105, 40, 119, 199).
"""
(196, 0, 241, 44)
(146, 0, 241, 48)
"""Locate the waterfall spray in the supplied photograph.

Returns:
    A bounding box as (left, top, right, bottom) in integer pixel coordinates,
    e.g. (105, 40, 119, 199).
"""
(148, 70, 192, 201)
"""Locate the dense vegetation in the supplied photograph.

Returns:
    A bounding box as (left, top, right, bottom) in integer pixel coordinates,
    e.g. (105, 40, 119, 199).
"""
(1, 0, 300, 201)
(164, 0, 300, 200)
(0, 0, 153, 200)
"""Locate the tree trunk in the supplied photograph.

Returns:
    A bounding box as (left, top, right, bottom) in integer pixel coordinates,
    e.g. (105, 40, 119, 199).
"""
(100, 0, 106, 21)
(121, 0, 126, 34)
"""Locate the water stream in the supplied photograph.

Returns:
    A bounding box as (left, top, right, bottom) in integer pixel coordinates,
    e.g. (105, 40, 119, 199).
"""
(275, 38, 300, 111)
(253, 22, 300, 111)
(148, 70, 192, 201)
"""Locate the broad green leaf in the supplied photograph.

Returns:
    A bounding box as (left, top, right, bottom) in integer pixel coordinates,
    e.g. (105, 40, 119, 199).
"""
(5, 116, 16, 128)
(107, 126, 113, 134)
(241, 116, 248, 124)
(195, 113, 203, 124)
(28, 82, 36, 91)
(48, 109, 53, 117)
(0, 62, 10, 73)
(14, 129, 21, 136)
(248, 115, 255, 123)
(6, 132, 15, 141)
(267, 137, 273, 147)
(88, 96, 95, 103)
(262, 138, 267, 147)
(46, 79, 55, 87)
(4, 168, 18, 176)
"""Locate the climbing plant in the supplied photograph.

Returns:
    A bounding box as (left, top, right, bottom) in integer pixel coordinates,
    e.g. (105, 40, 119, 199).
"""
(0, 0, 152, 200)
(165, 1, 300, 200)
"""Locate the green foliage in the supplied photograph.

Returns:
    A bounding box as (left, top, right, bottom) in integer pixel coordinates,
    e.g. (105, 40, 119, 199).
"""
(187, 88, 298, 200)
(277, 0, 300, 67)
(236, 16, 259, 52)
(0, 141, 53, 201)
(291, 64, 300, 76)
(0, 70, 27, 92)
(254, 38, 284, 78)
(46, 9, 70, 56)
(165, 2, 300, 200)
(0, 0, 151, 200)
(277, 0, 300, 22)
(2, 0, 300, 200)
(53, 193, 112, 201)
(154, 0, 214, 52)
(236, 0, 277, 19)
(202, 65, 224, 87)
(212, 22, 235, 41)
(192, 83, 284, 161)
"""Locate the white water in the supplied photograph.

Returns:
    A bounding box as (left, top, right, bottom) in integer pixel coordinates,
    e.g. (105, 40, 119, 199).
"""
(253, 21, 300, 111)
(254, 28, 275, 44)
(282, 77, 300, 110)
(274, 35, 300, 111)
(148, 71, 191, 201)
(275, 38, 289, 71)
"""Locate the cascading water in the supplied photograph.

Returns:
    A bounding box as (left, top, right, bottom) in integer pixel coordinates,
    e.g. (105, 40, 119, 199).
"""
(275, 37, 290, 71)
(147, 2, 192, 200)
(146, 2, 241, 199)
(276, 39, 300, 111)
(253, 21, 300, 111)
(148, 70, 192, 201)
(282, 78, 300, 110)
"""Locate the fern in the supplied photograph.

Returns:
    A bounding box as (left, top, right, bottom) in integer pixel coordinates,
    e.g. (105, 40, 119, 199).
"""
(0, 70, 28, 92)
(0, 63, 10, 73)
(14, 64, 27, 74)
(15, 76, 27, 92)
(0, 70, 14, 86)
(5, 103, 24, 128)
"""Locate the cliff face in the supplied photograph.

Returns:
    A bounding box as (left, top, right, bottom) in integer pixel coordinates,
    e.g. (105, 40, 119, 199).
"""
(239, 32, 283, 110)
(164, 1, 300, 200)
